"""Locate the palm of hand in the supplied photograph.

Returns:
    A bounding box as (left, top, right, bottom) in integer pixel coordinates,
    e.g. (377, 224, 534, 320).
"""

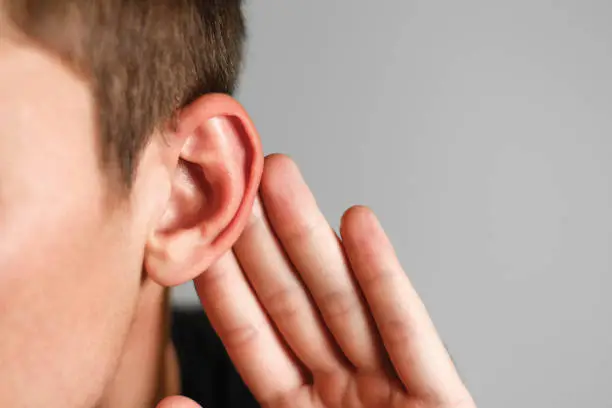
(263, 370, 474, 408)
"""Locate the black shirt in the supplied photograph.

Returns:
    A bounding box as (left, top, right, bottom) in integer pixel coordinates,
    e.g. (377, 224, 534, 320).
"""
(171, 309, 259, 408)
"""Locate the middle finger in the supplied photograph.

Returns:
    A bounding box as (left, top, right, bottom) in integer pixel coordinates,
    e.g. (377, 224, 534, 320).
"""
(260, 155, 383, 371)
(234, 197, 343, 374)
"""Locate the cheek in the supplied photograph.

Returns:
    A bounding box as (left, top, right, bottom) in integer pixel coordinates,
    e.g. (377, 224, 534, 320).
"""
(0, 40, 153, 407)
(0, 191, 144, 406)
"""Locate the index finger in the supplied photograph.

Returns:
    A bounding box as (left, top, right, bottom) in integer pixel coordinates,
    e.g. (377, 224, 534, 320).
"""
(340, 206, 469, 403)
(194, 251, 304, 403)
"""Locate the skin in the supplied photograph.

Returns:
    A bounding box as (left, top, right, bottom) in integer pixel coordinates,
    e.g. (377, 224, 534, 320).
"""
(0, 22, 262, 407)
(160, 157, 477, 408)
(0, 29, 147, 407)
(0, 11, 476, 408)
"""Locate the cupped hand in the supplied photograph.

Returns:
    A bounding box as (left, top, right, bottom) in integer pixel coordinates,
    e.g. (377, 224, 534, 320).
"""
(164, 154, 476, 408)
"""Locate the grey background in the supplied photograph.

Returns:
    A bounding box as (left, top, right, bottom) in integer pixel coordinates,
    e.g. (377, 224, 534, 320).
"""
(173, 1, 612, 407)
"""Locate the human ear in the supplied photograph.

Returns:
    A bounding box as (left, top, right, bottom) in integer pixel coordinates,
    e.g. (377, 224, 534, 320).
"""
(145, 94, 263, 287)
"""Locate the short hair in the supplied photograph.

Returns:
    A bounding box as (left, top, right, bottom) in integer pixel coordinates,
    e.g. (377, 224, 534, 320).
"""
(4, 0, 246, 189)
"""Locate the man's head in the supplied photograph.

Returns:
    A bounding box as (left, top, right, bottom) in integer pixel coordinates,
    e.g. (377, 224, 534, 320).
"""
(0, 0, 262, 406)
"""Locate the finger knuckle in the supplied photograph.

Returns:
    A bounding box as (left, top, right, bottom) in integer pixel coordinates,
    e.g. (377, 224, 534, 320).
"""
(380, 317, 417, 348)
(263, 285, 303, 322)
(318, 289, 358, 321)
(221, 322, 262, 352)
(283, 219, 320, 247)
(360, 266, 396, 293)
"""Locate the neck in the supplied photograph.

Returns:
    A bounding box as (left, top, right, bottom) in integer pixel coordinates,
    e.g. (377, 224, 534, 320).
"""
(98, 280, 181, 408)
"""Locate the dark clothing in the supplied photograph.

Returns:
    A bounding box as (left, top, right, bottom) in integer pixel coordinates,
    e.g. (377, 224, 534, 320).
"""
(171, 309, 259, 408)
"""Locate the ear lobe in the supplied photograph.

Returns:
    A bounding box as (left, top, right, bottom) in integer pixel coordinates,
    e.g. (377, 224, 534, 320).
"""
(145, 94, 263, 287)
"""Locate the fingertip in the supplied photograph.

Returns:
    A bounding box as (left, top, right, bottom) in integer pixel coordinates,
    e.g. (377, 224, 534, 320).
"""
(157, 396, 201, 408)
(264, 152, 295, 166)
(342, 205, 374, 220)
(262, 154, 297, 186)
(340, 205, 377, 237)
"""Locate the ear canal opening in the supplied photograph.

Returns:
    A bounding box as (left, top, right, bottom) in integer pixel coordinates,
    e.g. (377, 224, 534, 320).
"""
(169, 158, 216, 232)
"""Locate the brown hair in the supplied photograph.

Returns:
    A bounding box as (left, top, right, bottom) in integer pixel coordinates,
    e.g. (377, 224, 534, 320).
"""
(4, 0, 246, 189)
